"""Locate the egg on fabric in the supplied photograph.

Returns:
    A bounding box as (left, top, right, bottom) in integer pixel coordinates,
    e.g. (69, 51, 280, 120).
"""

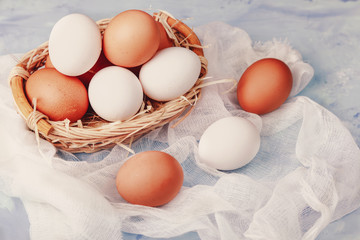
(88, 66, 143, 122)
(237, 58, 293, 115)
(139, 47, 201, 101)
(103, 9, 160, 68)
(48, 13, 102, 76)
(198, 117, 261, 171)
(25, 68, 89, 122)
(116, 151, 184, 207)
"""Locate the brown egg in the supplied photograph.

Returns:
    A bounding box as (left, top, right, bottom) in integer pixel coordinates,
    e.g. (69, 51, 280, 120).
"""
(103, 10, 160, 68)
(45, 55, 54, 68)
(25, 68, 89, 122)
(116, 151, 184, 207)
(237, 58, 293, 115)
(78, 51, 113, 88)
(155, 21, 173, 51)
(45, 53, 112, 88)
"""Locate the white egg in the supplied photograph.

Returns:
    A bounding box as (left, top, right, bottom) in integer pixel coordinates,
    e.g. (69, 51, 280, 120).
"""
(198, 117, 261, 171)
(139, 47, 201, 101)
(49, 13, 102, 76)
(88, 66, 143, 121)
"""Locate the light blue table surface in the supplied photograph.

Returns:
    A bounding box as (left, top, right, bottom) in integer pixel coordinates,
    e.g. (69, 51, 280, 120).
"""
(1, 0, 360, 239)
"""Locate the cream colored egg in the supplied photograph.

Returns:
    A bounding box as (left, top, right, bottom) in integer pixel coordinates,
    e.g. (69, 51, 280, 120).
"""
(49, 13, 102, 76)
(139, 47, 201, 101)
(88, 66, 143, 121)
(198, 117, 261, 171)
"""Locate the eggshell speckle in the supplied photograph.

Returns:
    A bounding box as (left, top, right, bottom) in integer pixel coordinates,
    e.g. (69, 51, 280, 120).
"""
(198, 117, 261, 171)
(237, 58, 293, 115)
(25, 68, 89, 122)
(139, 47, 201, 101)
(116, 151, 184, 207)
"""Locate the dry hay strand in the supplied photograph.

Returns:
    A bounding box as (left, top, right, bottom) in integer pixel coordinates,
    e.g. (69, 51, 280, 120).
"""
(9, 10, 208, 153)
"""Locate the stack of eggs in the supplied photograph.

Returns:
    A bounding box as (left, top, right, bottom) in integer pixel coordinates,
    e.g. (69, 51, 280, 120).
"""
(25, 10, 202, 123)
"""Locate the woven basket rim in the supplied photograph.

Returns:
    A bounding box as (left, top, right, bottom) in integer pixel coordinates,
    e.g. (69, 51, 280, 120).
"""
(9, 10, 208, 153)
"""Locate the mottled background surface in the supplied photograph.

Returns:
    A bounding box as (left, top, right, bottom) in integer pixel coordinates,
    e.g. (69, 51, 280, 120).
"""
(0, 0, 359, 239)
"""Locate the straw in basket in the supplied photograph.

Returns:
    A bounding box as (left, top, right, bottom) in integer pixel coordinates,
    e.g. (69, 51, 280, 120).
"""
(9, 11, 208, 153)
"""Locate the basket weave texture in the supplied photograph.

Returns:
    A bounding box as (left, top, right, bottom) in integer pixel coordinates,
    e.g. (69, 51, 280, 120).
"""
(9, 11, 208, 153)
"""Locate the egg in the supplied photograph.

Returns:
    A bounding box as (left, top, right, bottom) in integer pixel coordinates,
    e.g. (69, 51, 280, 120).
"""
(198, 117, 260, 171)
(46, 52, 113, 88)
(77, 51, 113, 88)
(237, 58, 293, 115)
(103, 10, 160, 68)
(49, 13, 102, 76)
(139, 47, 201, 101)
(155, 21, 173, 51)
(25, 68, 89, 122)
(127, 65, 142, 77)
(44, 55, 54, 68)
(88, 66, 143, 121)
(116, 151, 184, 207)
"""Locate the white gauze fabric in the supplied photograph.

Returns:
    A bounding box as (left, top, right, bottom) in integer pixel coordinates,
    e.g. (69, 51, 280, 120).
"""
(1, 21, 360, 240)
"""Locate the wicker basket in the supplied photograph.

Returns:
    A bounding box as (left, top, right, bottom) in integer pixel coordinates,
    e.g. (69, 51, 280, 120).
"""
(9, 11, 208, 153)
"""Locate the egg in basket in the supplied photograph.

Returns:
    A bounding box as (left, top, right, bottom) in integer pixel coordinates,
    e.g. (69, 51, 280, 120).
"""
(9, 10, 208, 153)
